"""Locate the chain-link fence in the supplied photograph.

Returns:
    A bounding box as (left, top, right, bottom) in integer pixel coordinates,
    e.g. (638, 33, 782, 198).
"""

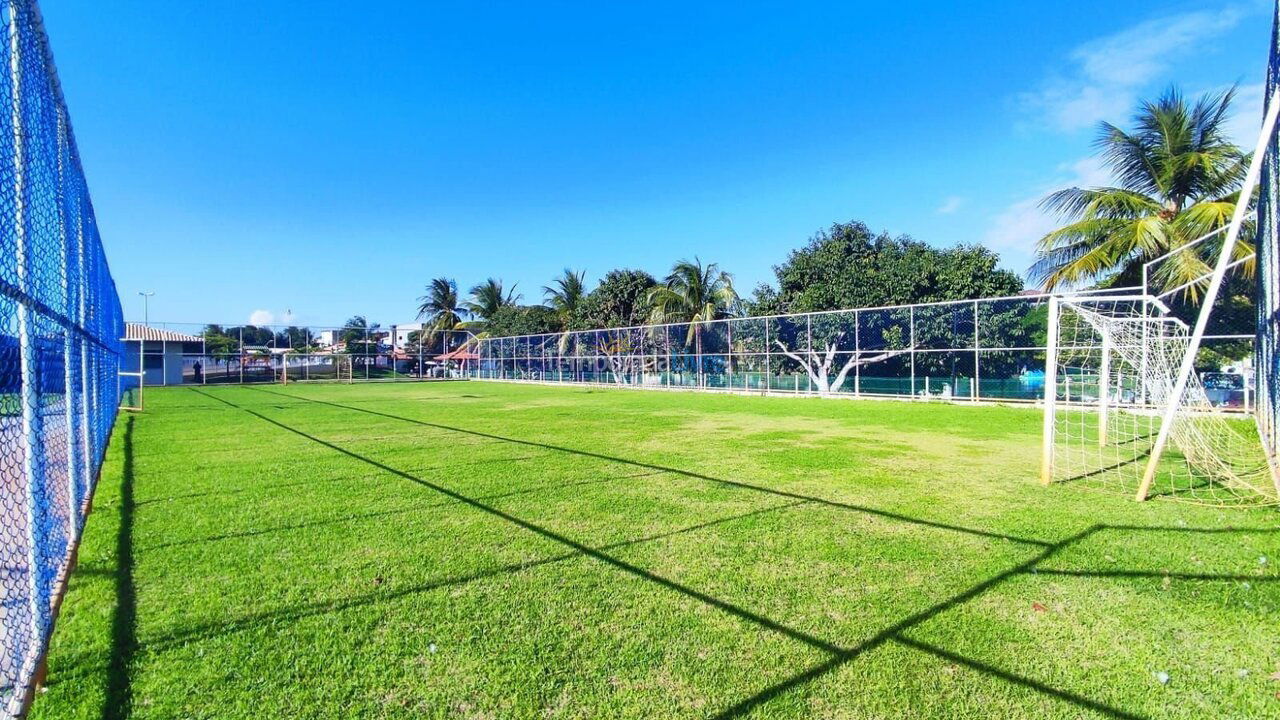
(1257, 4, 1280, 471)
(1, 1, 125, 716)
(122, 323, 476, 386)
(469, 292, 1257, 409)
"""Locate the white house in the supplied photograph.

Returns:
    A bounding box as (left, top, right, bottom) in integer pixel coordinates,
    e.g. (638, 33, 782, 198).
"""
(388, 322, 425, 350)
(121, 324, 204, 386)
(314, 329, 339, 348)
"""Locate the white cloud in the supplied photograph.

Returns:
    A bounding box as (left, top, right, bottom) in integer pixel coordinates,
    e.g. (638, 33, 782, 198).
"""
(1023, 8, 1244, 132)
(936, 196, 964, 214)
(1222, 81, 1266, 148)
(248, 309, 275, 325)
(982, 156, 1110, 280)
(248, 309, 297, 326)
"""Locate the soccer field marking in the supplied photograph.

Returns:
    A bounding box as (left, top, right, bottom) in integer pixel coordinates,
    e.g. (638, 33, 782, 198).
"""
(244, 386, 1053, 549)
(189, 387, 1155, 718)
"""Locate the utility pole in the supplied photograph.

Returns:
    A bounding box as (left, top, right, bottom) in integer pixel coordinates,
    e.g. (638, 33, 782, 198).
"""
(138, 291, 155, 325)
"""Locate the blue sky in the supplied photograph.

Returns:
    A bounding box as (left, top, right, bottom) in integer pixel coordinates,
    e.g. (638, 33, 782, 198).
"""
(44, 0, 1274, 328)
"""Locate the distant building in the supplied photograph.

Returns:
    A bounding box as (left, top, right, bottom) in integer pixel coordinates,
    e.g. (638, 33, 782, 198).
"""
(389, 322, 425, 350)
(314, 329, 339, 347)
(121, 324, 204, 386)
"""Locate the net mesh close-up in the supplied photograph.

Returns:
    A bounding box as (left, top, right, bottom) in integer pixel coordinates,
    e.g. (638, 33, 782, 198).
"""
(0, 1, 124, 716)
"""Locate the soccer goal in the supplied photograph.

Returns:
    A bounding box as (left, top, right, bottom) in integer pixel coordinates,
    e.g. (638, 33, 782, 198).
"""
(1041, 294, 1276, 504)
(336, 355, 355, 384)
(1042, 86, 1280, 505)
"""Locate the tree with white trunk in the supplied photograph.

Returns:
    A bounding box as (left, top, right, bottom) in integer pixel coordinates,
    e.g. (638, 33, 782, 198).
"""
(774, 334, 912, 396)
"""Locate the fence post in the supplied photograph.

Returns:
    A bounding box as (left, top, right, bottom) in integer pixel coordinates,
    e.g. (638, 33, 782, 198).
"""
(909, 306, 916, 399)
(853, 310, 861, 397)
(972, 300, 979, 401)
(55, 105, 82, 536)
(11, 3, 55, 697)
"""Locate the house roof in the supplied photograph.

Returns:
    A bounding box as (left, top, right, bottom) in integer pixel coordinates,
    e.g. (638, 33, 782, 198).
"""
(123, 323, 203, 343)
(437, 346, 479, 361)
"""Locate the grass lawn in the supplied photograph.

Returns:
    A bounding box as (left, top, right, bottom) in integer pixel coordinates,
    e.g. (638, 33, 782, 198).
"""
(31, 381, 1279, 719)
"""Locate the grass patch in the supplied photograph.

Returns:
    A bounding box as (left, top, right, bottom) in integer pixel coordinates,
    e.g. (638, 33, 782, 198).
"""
(33, 381, 1279, 719)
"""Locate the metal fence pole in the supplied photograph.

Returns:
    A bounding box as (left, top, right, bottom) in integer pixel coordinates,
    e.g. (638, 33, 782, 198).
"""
(854, 310, 861, 397)
(972, 300, 979, 401)
(10, 4, 53, 692)
(909, 306, 916, 398)
(806, 315, 812, 395)
(56, 105, 82, 536)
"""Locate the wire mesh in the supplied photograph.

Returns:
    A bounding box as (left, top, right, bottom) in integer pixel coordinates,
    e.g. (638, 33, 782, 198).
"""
(1, 1, 124, 716)
(464, 292, 1258, 406)
(1257, 3, 1280, 473)
(1048, 297, 1275, 506)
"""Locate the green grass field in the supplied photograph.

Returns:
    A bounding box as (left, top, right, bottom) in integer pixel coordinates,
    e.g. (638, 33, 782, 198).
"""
(31, 381, 1279, 719)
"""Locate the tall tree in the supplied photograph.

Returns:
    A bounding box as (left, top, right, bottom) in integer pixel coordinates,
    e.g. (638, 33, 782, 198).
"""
(755, 220, 1022, 314)
(571, 269, 657, 330)
(417, 277, 467, 333)
(486, 305, 561, 337)
(1031, 87, 1250, 294)
(543, 268, 586, 330)
(646, 258, 739, 343)
(465, 278, 520, 327)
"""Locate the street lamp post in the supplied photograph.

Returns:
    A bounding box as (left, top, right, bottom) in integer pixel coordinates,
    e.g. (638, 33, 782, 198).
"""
(138, 291, 155, 325)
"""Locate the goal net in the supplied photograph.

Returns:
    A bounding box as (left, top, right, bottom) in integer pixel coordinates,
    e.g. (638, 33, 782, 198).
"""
(1042, 295, 1276, 505)
(336, 356, 354, 383)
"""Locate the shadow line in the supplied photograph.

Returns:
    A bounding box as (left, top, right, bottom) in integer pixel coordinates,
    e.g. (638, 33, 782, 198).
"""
(188, 388, 843, 654)
(130, 499, 810, 655)
(194, 387, 1143, 719)
(244, 387, 1050, 548)
(1030, 569, 1276, 582)
(707, 526, 1115, 719)
(104, 415, 137, 720)
(139, 470, 665, 554)
(893, 636, 1143, 720)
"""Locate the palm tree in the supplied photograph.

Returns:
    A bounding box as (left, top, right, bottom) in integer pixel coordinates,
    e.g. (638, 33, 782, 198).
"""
(464, 278, 521, 326)
(417, 277, 466, 333)
(647, 258, 739, 344)
(1030, 87, 1250, 297)
(543, 268, 586, 330)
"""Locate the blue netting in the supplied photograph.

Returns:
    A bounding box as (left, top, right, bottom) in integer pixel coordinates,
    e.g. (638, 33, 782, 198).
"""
(1258, 2, 1280, 468)
(0, 1, 124, 716)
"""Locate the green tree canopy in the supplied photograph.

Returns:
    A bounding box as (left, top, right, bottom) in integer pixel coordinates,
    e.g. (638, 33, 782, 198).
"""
(417, 277, 467, 334)
(486, 304, 562, 337)
(543, 268, 586, 330)
(1031, 87, 1250, 293)
(465, 278, 520, 329)
(646, 258, 740, 335)
(571, 269, 658, 330)
(753, 220, 1022, 315)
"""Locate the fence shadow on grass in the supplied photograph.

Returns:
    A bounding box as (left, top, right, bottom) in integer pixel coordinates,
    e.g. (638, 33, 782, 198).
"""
(242, 387, 1051, 549)
(158, 387, 1278, 719)
(104, 416, 138, 720)
(137, 470, 665, 554)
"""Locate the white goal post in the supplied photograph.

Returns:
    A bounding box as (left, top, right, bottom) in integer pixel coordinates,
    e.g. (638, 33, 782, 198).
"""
(1041, 293, 1276, 504)
(1040, 87, 1280, 505)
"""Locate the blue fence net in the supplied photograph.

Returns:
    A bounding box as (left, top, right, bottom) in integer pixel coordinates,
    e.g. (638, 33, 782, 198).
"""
(0, 1, 124, 717)
(1259, 2, 1280, 471)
